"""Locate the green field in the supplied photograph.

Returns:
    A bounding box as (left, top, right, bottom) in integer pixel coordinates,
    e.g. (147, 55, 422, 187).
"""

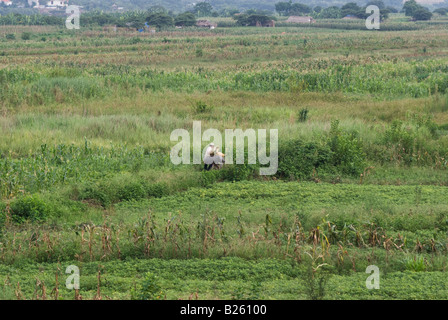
(1, 21, 448, 300)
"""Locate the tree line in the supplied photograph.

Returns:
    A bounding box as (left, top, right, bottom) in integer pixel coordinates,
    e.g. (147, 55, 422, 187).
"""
(0, 0, 444, 28)
(275, 0, 435, 20)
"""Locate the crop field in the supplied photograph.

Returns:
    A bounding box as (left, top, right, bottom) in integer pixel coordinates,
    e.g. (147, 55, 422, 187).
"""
(1, 20, 448, 300)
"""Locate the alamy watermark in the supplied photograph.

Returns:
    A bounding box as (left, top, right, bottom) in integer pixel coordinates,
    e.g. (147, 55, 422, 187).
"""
(62, 263, 378, 292)
(366, 5, 381, 30)
(366, 265, 380, 289)
(65, 265, 80, 290)
(66, 5, 80, 30)
(170, 121, 278, 175)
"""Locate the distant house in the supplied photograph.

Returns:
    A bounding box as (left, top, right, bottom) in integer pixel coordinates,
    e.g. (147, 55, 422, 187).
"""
(1, 0, 13, 6)
(342, 15, 361, 19)
(196, 20, 218, 29)
(46, 0, 68, 8)
(256, 20, 276, 27)
(286, 16, 315, 23)
(111, 3, 123, 11)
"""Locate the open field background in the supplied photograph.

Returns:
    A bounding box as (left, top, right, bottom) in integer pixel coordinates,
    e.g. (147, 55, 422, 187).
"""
(1, 21, 448, 300)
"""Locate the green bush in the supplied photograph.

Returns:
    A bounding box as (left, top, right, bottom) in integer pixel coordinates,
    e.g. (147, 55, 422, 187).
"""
(404, 256, 426, 272)
(276, 122, 366, 179)
(384, 120, 415, 150)
(328, 120, 366, 175)
(200, 169, 223, 187)
(117, 182, 146, 201)
(130, 272, 165, 300)
(302, 264, 333, 300)
(9, 195, 52, 223)
(21, 32, 32, 41)
(191, 100, 213, 114)
(80, 183, 115, 207)
(221, 164, 258, 182)
(383, 120, 417, 164)
(145, 182, 170, 198)
(277, 140, 332, 180)
(298, 108, 309, 122)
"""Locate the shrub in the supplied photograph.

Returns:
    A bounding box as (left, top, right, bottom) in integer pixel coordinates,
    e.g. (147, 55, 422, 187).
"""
(328, 120, 366, 175)
(200, 169, 222, 187)
(191, 100, 213, 114)
(383, 120, 416, 163)
(5, 33, 15, 40)
(117, 181, 146, 201)
(221, 164, 258, 182)
(298, 108, 309, 122)
(404, 256, 426, 272)
(21, 32, 32, 41)
(9, 195, 52, 223)
(277, 140, 332, 180)
(130, 272, 165, 300)
(145, 182, 170, 198)
(80, 183, 115, 207)
(302, 264, 332, 300)
(413, 8, 432, 21)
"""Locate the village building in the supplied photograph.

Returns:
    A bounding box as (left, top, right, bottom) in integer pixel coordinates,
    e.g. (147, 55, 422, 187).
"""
(196, 20, 218, 29)
(0, 0, 13, 6)
(285, 16, 316, 24)
(256, 20, 275, 27)
(46, 0, 68, 8)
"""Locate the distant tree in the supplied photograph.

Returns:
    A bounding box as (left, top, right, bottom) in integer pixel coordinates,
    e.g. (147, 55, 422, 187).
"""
(433, 8, 448, 15)
(121, 11, 147, 29)
(275, 1, 292, 16)
(313, 6, 323, 13)
(290, 3, 311, 15)
(146, 12, 174, 30)
(175, 12, 196, 27)
(275, 1, 310, 16)
(413, 8, 432, 20)
(318, 6, 342, 18)
(341, 2, 361, 17)
(192, 2, 214, 17)
(380, 8, 390, 20)
(233, 14, 274, 26)
(403, 0, 420, 16)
